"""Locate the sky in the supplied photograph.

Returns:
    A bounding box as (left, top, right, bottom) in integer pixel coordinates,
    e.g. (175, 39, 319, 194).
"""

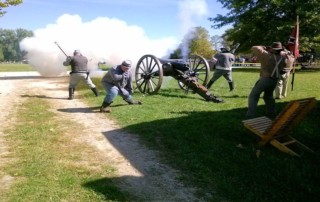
(0, 0, 230, 76)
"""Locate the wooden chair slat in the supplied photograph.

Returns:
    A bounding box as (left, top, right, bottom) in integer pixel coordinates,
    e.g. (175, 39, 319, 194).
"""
(242, 97, 317, 156)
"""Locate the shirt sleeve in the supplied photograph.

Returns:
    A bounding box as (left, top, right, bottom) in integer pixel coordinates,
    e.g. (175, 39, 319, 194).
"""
(63, 57, 72, 66)
(251, 46, 267, 57)
(285, 53, 295, 69)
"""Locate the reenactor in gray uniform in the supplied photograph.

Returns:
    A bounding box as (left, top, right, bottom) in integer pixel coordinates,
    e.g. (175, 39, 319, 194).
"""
(100, 60, 142, 113)
(63, 50, 99, 100)
(206, 47, 236, 92)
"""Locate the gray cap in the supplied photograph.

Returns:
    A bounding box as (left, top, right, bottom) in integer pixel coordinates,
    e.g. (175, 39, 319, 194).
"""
(73, 50, 81, 55)
(121, 60, 132, 68)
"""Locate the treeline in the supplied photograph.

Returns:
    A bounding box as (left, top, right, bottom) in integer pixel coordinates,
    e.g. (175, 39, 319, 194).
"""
(0, 28, 33, 62)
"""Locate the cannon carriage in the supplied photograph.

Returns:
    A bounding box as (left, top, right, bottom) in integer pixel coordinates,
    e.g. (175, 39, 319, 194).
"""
(135, 54, 223, 103)
(135, 54, 210, 94)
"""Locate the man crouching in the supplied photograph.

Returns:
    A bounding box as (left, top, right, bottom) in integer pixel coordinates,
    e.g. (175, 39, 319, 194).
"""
(100, 60, 142, 113)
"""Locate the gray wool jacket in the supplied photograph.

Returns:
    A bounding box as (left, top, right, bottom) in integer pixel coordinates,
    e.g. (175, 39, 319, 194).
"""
(101, 65, 133, 92)
(63, 55, 88, 72)
(214, 52, 235, 70)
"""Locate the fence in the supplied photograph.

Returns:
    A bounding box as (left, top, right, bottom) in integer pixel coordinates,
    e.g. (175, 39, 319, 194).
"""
(233, 63, 260, 68)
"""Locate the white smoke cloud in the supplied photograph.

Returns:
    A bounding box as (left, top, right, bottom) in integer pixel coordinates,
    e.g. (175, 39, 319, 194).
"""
(178, 0, 208, 34)
(20, 14, 178, 77)
(177, 0, 209, 59)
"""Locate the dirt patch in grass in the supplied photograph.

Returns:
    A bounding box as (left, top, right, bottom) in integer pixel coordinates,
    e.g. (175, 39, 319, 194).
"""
(0, 75, 201, 201)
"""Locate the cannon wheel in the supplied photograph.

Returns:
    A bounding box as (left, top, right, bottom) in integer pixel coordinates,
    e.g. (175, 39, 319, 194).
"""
(177, 54, 210, 90)
(135, 54, 163, 94)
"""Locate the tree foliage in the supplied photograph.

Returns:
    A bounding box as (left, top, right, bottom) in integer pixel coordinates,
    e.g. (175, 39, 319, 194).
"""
(0, 28, 33, 62)
(170, 26, 216, 59)
(210, 35, 224, 51)
(209, 0, 320, 52)
(0, 0, 22, 16)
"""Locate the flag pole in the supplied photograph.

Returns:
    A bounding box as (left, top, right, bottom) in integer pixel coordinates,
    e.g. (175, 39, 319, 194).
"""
(291, 15, 299, 91)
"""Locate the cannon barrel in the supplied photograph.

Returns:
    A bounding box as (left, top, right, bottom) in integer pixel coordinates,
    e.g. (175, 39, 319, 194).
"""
(159, 59, 190, 77)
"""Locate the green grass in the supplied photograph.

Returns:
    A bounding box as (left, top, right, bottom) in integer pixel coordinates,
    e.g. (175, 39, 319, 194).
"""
(1, 98, 130, 201)
(2, 65, 319, 201)
(98, 64, 111, 71)
(0, 63, 35, 72)
(81, 69, 320, 201)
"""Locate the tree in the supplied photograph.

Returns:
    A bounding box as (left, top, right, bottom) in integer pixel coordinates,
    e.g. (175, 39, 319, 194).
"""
(0, 0, 22, 16)
(210, 34, 236, 53)
(0, 29, 16, 61)
(170, 26, 216, 59)
(209, 0, 320, 52)
(0, 46, 4, 61)
(15, 28, 33, 60)
(0, 28, 33, 62)
(210, 35, 223, 51)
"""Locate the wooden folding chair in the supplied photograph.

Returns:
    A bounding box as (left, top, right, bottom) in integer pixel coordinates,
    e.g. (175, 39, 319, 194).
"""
(243, 97, 317, 157)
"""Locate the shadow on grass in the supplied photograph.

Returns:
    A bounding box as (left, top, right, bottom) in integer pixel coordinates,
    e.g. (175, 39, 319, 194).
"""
(83, 100, 320, 201)
(155, 88, 238, 102)
(57, 104, 133, 113)
(83, 127, 200, 201)
(152, 88, 202, 102)
(82, 177, 130, 201)
(21, 94, 67, 100)
(57, 106, 100, 113)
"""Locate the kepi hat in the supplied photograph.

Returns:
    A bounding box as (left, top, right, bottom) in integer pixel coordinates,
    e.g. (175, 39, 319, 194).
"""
(73, 50, 81, 55)
(121, 60, 132, 68)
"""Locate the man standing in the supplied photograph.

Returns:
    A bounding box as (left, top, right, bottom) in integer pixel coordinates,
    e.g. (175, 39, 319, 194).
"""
(205, 47, 236, 91)
(100, 60, 142, 113)
(63, 50, 99, 100)
(274, 49, 294, 99)
(247, 42, 294, 119)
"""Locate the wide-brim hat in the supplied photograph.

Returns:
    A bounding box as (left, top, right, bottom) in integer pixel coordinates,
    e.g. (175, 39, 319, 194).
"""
(220, 47, 230, 52)
(269, 42, 283, 50)
(121, 60, 132, 68)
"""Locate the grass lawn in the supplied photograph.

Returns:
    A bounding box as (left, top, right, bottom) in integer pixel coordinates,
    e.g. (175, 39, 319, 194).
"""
(0, 63, 35, 72)
(82, 68, 320, 201)
(2, 98, 128, 201)
(2, 63, 319, 201)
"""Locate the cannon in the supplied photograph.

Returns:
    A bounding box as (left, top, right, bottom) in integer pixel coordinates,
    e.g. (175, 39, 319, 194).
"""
(135, 54, 224, 103)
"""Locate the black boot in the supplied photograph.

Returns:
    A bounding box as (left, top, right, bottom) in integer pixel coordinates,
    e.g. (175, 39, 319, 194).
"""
(228, 81, 234, 92)
(124, 98, 142, 105)
(205, 80, 214, 89)
(68, 88, 74, 100)
(100, 101, 112, 113)
(91, 87, 99, 96)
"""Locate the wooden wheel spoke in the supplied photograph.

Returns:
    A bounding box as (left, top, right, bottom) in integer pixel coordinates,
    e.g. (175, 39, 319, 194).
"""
(135, 55, 163, 94)
(179, 54, 210, 90)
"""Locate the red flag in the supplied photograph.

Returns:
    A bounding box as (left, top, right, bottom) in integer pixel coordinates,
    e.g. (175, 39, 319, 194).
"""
(287, 16, 299, 59)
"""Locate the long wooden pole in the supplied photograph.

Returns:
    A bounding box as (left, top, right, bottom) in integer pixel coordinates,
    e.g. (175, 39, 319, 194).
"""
(291, 15, 299, 91)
